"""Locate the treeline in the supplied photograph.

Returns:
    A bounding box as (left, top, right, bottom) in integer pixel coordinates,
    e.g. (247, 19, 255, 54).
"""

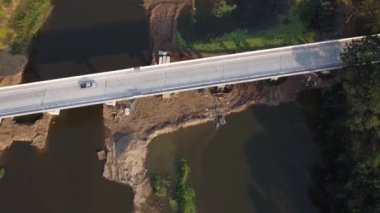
(317, 35, 380, 212)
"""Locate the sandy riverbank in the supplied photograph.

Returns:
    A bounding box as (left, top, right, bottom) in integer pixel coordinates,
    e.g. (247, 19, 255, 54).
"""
(0, 51, 53, 152)
(102, 70, 339, 212)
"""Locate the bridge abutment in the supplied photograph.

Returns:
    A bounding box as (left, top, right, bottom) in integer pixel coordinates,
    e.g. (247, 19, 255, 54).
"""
(47, 109, 60, 116)
(105, 100, 117, 106)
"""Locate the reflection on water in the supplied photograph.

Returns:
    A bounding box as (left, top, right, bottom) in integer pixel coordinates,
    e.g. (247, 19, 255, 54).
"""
(147, 104, 321, 213)
(0, 106, 134, 213)
(25, 0, 150, 81)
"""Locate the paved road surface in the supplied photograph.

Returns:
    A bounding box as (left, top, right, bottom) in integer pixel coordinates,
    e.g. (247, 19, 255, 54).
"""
(0, 36, 362, 119)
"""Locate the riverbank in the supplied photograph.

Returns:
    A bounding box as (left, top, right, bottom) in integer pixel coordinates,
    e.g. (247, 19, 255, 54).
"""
(0, 0, 53, 153)
(0, 0, 52, 54)
(102, 68, 340, 211)
(101, 0, 345, 212)
(0, 51, 53, 153)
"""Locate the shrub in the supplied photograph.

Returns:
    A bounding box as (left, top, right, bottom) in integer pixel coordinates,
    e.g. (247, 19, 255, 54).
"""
(151, 174, 170, 197)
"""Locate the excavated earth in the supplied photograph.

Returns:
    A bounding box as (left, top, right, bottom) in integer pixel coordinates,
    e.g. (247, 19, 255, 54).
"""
(0, 51, 53, 153)
(102, 72, 339, 212)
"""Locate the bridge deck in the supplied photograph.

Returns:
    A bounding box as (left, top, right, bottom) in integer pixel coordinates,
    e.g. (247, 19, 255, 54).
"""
(0, 36, 361, 119)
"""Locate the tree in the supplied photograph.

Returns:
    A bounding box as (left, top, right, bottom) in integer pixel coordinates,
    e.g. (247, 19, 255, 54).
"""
(318, 35, 380, 213)
(341, 35, 380, 131)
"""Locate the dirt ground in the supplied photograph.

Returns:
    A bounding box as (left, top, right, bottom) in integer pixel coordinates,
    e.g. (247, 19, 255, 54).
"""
(103, 70, 338, 212)
(0, 50, 53, 152)
(145, 0, 195, 63)
(0, 115, 53, 151)
(0, 50, 27, 87)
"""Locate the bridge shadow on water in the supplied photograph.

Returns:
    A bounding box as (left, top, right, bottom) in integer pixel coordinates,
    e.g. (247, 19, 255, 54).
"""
(0, 106, 134, 213)
(244, 104, 321, 213)
(25, 0, 151, 82)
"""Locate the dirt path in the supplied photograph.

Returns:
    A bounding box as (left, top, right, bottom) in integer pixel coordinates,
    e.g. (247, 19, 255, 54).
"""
(145, 0, 195, 63)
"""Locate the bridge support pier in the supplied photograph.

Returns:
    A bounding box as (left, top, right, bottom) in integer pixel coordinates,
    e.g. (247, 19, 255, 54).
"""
(105, 100, 117, 106)
(47, 109, 60, 116)
(162, 92, 179, 99)
(217, 84, 226, 89)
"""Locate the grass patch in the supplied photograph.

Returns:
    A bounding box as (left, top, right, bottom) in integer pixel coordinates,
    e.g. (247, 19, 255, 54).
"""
(11, 0, 52, 54)
(0, 0, 52, 54)
(0, 27, 13, 49)
(178, 0, 330, 52)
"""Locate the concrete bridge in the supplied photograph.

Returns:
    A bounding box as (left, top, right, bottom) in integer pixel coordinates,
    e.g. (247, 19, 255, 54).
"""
(0, 36, 364, 121)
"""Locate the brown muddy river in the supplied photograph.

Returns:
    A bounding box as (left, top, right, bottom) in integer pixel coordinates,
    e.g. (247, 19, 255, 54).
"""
(0, 0, 321, 212)
(147, 103, 321, 213)
(0, 0, 150, 212)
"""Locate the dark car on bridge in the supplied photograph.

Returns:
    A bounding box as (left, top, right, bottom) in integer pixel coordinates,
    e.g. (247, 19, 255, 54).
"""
(79, 80, 96, 89)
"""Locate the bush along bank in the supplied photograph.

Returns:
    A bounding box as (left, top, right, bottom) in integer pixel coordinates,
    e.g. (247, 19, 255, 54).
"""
(151, 158, 196, 213)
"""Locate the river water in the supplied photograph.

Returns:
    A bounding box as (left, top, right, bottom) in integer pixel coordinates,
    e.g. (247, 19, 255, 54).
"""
(147, 103, 321, 213)
(0, 0, 150, 212)
(0, 0, 322, 212)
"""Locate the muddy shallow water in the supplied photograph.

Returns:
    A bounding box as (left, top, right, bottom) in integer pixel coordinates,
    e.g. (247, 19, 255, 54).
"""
(147, 103, 321, 213)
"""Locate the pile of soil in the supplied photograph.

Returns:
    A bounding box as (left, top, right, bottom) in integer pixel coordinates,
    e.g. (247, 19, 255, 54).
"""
(0, 114, 53, 151)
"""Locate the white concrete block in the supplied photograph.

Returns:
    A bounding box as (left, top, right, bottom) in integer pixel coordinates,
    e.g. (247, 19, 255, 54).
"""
(47, 109, 60, 115)
(105, 100, 117, 106)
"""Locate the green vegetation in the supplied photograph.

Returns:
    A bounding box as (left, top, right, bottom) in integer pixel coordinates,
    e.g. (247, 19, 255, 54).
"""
(0, 167, 4, 180)
(151, 159, 196, 213)
(0, 0, 52, 54)
(151, 174, 170, 197)
(171, 159, 196, 213)
(177, 0, 333, 52)
(317, 35, 380, 212)
(212, 0, 237, 18)
(11, 0, 52, 54)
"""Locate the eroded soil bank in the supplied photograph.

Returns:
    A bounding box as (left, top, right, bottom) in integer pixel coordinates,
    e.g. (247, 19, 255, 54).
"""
(0, 50, 53, 152)
(0, 0, 53, 153)
(103, 71, 339, 212)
